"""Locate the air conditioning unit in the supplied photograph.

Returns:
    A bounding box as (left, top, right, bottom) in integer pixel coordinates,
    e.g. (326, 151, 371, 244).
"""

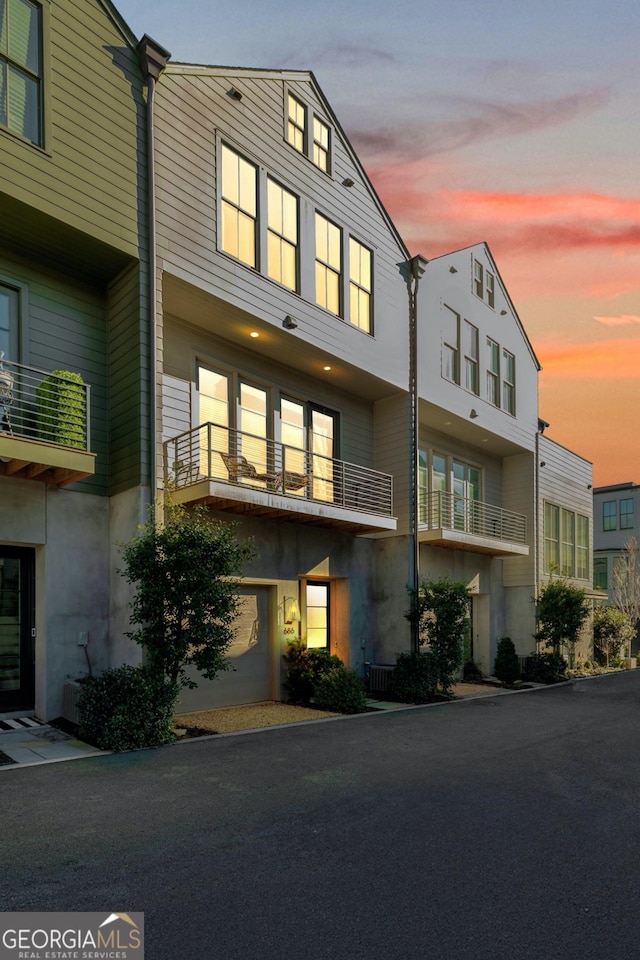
(62, 680, 82, 725)
(367, 664, 396, 695)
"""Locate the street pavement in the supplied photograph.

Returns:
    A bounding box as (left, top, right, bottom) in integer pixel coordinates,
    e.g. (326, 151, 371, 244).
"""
(3, 672, 640, 960)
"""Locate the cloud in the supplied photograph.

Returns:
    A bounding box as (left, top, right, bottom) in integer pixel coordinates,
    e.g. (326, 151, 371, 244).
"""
(274, 42, 395, 70)
(593, 314, 640, 326)
(349, 87, 611, 162)
(537, 337, 640, 379)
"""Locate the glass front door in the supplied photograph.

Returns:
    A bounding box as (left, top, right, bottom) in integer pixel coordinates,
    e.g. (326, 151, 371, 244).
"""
(0, 547, 35, 712)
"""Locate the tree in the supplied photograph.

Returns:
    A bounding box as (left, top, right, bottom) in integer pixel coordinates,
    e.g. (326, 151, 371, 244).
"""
(121, 503, 254, 690)
(611, 537, 640, 657)
(408, 576, 469, 694)
(494, 637, 520, 686)
(593, 605, 635, 666)
(535, 577, 589, 668)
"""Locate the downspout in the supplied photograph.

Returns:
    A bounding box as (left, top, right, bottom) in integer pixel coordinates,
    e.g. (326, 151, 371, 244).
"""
(408, 255, 428, 653)
(137, 36, 171, 507)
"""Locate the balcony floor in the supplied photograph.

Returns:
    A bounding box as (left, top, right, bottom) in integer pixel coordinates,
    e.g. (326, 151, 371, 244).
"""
(169, 478, 397, 534)
(419, 526, 530, 557)
(0, 434, 96, 487)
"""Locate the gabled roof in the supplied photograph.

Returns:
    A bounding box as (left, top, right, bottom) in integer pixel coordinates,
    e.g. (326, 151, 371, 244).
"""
(429, 241, 541, 371)
(97, 0, 140, 49)
(162, 63, 410, 261)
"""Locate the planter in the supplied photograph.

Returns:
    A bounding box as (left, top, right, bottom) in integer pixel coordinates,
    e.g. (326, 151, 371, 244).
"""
(36, 370, 85, 448)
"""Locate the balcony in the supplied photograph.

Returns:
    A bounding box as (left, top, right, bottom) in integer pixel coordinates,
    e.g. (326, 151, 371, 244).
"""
(164, 423, 396, 533)
(419, 491, 529, 556)
(0, 358, 96, 486)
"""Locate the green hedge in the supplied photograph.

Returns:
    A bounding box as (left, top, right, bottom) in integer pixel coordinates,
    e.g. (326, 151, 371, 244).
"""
(36, 369, 86, 448)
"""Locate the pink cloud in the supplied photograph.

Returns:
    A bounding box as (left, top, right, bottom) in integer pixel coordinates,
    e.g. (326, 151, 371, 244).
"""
(537, 337, 640, 378)
(593, 314, 640, 326)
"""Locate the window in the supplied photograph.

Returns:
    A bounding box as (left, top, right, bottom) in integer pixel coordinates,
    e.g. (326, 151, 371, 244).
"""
(442, 306, 460, 384)
(418, 450, 481, 532)
(348, 238, 371, 333)
(603, 501, 616, 532)
(315, 213, 341, 316)
(620, 498, 634, 530)
(287, 94, 305, 153)
(267, 179, 298, 291)
(313, 116, 330, 172)
(473, 259, 483, 298)
(502, 349, 515, 415)
(544, 502, 589, 579)
(487, 338, 500, 406)
(462, 320, 479, 394)
(306, 582, 330, 649)
(486, 272, 495, 308)
(0, 0, 41, 145)
(220, 144, 257, 268)
(593, 557, 608, 591)
(0, 282, 19, 360)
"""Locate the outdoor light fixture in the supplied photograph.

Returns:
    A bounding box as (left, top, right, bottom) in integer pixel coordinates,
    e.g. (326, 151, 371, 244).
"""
(250, 331, 259, 338)
(449, 266, 457, 273)
(343, 177, 355, 187)
(500, 309, 508, 315)
(283, 315, 298, 329)
(470, 409, 478, 419)
(540, 461, 546, 468)
(283, 597, 301, 623)
(323, 365, 331, 371)
(228, 86, 242, 101)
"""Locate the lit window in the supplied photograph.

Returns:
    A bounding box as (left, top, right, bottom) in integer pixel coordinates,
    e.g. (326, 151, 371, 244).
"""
(0, 0, 42, 145)
(463, 320, 479, 394)
(473, 259, 483, 298)
(620, 498, 634, 530)
(502, 349, 515, 414)
(545, 503, 589, 579)
(267, 178, 298, 291)
(348, 238, 371, 332)
(487, 338, 500, 406)
(0, 282, 19, 360)
(544, 502, 560, 573)
(442, 307, 460, 384)
(576, 514, 589, 580)
(220, 144, 257, 268)
(603, 501, 616, 532)
(593, 557, 608, 591)
(313, 116, 330, 172)
(306, 582, 330, 649)
(561, 508, 575, 577)
(486, 272, 495, 308)
(287, 94, 305, 153)
(315, 213, 341, 316)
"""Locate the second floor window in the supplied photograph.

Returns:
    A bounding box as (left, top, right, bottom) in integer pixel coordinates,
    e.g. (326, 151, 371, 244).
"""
(0, 282, 19, 360)
(442, 307, 460, 384)
(620, 498, 634, 530)
(348, 238, 371, 332)
(220, 144, 257, 268)
(603, 500, 616, 531)
(593, 557, 608, 591)
(463, 320, 479, 394)
(544, 501, 589, 579)
(315, 213, 341, 316)
(487, 338, 500, 406)
(0, 0, 42, 146)
(502, 349, 515, 414)
(267, 179, 298, 292)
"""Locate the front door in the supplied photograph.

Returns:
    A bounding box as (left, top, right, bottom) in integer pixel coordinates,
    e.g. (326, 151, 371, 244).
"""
(0, 546, 35, 713)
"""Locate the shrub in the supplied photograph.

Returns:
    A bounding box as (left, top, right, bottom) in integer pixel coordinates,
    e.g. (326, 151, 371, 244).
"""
(522, 652, 567, 685)
(36, 370, 86, 448)
(78, 664, 179, 751)
(390, 650, 438, 704)
(593, 606, 634, 666)
(463, 660, 482, 682)
(283, 639, 343, 704)
(314, 666, 368, 714)
(407, 576, 469, 694)
(494, 637, 520, 686)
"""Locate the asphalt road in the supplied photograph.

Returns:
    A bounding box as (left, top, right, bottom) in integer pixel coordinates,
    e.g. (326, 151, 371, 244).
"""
(3, 673, 640, 960)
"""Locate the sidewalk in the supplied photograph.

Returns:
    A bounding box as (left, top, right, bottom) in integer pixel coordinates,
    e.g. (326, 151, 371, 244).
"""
(0, 717, 107, 768)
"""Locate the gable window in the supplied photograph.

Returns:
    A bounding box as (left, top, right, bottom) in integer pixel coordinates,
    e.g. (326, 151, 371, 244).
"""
(287, 94, 306, 153)
(315, 212, 341, 316)
(473, 260, 483, 298)
(620, 498, 634, 530)
(313, 115, 330, 172)
(267, 178, 298, 292)
(463, 320, 479, 394)
(593, 557, 608, 591)
(486, 272, 495, 308)
(603, 501, 616, 532)
(442, 306, 460, 384)
(502, 349, 515, 414)
(487, 338, 500, 406)
(0, 0, 41, 146)
(220, 144, 257, 268)
(0, 282, 19, 360)
(348, 238, 371, 333)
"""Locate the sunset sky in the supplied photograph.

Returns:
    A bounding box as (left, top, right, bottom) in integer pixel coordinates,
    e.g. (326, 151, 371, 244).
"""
(116, 0, 640, 486)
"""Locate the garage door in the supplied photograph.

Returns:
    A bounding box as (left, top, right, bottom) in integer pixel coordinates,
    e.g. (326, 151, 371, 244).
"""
(175, 586, 272, 712)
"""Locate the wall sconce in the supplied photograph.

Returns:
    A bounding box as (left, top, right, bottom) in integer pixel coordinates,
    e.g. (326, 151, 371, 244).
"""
(470, 409, 478, 419)
(540, 461, 546, 468)
(449, 266, 457, 273)
(283, 315, 298, 329)
(227, 86, 242, 101)
(342, 177, 355, 187)
(588, 484, 592, 490)
(500, 309, 507, 315)
(283, 597, 301, 624)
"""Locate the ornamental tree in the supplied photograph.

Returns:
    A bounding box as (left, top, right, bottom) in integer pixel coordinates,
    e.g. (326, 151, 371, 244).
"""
(121, 503, 254, 690)
(535, 577, 589, 668)
(593, 605, 634, 666)
(408, 576, 469, 694)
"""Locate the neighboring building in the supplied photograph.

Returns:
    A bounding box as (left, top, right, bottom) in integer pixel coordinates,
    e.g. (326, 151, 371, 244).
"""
(0, 1, 157, 719)
(593, 482, 639, 632)
(151, 63, 412, 709)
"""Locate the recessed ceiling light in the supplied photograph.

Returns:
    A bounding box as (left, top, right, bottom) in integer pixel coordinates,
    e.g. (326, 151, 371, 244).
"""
(250, 331, 259, 338)
(323, 365, 331, 371)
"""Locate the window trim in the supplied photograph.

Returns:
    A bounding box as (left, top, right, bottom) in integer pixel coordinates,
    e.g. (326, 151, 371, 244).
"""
(0, 0, 49, 150)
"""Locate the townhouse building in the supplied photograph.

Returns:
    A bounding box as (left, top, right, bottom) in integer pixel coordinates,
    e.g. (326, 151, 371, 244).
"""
(0, 0, 156, 719)
(593, 483, 639, 654)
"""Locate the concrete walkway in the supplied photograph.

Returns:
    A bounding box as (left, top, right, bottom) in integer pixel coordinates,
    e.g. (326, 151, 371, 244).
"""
(0, 717, 107, 768)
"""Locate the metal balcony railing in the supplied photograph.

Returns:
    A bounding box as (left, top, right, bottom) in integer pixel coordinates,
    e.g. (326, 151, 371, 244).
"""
(419, 490, 527, 544)
(0, 355, 90, 451)
(164, 422, 394, 518)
